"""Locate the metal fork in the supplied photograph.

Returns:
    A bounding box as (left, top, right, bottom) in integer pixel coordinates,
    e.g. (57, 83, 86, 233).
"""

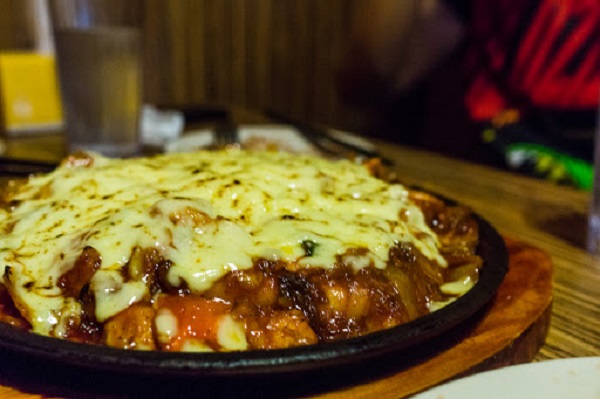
(212, 122, 240, 149)
(210, 110, 393, 165)
(264, 110, 393, 165)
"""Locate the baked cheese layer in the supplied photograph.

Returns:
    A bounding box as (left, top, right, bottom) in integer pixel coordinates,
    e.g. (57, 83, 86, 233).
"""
(0, 150, 445, 336)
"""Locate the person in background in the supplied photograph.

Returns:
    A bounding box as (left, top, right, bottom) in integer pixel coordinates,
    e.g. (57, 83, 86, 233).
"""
(338, 0, 600, 189)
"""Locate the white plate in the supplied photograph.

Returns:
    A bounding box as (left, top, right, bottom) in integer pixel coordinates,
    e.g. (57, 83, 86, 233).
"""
(412, 357, 600, 399)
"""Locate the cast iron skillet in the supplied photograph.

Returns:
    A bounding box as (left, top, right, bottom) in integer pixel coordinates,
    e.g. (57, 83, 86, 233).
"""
(0, 212, 508, 380)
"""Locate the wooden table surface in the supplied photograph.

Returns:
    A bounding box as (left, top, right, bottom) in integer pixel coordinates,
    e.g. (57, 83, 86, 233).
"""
(1, 118, 599, 397)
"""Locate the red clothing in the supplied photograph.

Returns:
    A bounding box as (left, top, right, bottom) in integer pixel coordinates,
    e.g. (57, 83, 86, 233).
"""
(463, 0, 600, 121)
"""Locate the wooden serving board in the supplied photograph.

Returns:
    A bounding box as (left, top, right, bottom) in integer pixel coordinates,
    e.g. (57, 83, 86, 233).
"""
(0, 237, 552, 399)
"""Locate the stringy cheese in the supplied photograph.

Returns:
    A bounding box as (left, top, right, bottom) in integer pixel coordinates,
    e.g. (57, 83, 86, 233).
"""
(0, 149, 445, 339)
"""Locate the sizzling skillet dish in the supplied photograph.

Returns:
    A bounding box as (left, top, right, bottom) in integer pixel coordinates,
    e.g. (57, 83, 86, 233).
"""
(0, 149, 482, 352)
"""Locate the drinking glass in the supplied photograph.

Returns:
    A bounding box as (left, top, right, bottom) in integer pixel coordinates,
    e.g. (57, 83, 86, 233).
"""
(49, 0, 144, 157)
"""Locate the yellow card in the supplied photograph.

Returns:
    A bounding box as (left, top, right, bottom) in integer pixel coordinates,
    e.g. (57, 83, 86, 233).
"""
(0, 52, 63, 134)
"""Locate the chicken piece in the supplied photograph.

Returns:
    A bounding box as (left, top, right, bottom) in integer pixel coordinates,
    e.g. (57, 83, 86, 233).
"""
(57, 246, 102, 298)
(60, 151, 95, 168)
(204, 261, 282, 310)
(280, 266, 410, 342)
(124, 246, 172, 295)
(245, 310, 318, 350)
(103, 303, 157, 350)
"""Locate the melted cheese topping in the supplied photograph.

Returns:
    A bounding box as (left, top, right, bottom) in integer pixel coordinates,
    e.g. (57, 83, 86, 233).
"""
(0, 149, 445, 336)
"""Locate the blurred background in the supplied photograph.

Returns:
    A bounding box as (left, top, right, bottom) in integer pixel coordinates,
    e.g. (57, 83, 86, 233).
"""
(0, 0, 371, 133)
(1, 0, 598, 189)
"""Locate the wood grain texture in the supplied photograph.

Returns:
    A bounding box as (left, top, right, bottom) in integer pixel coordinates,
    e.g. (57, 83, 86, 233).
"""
(0, 0, 36, 51)
(141, 0, 370, 130)
(0, 388, 45, 399)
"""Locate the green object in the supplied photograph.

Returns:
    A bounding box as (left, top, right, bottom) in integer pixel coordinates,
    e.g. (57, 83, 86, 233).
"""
(505, 143, 593, 190)
(300, 239, 319, 257)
